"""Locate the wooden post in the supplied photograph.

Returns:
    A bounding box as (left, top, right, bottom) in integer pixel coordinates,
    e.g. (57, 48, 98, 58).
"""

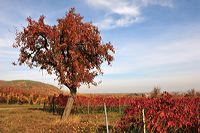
(119, 98, 121, 114)
(87, 101, 90, 114)
(142, 108, 146, 133)
(52, 95, 56, 115)
(6, 95, 10, 104)
(43, 102, 46, 110)
(104, 103, 109, 133)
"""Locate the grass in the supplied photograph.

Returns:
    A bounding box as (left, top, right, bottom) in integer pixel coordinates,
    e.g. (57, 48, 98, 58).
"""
(0, 80, 62, 95)
(0, 104, 121, 133)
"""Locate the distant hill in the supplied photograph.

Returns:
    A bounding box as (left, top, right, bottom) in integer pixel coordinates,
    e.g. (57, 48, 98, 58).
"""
(0, 80, 62, 96)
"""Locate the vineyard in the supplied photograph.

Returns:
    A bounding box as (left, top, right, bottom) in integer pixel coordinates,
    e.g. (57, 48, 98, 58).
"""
(1, 87, 199, 133)
(117, 93, 199, 132)
(0, 87, 48, 104)
(52, 93, 199, 132)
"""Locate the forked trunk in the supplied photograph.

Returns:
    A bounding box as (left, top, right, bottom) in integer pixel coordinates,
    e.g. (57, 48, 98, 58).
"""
(62, 88, 76, 120)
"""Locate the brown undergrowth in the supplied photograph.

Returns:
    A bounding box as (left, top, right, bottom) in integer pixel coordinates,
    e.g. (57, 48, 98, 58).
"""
(0, 104, 121, 133)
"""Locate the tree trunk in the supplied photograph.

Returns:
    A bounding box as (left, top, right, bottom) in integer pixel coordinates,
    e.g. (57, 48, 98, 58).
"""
(62, 88, 76, 120)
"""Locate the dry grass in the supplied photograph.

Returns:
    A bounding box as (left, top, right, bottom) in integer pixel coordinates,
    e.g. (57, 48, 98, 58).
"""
(0, 104, 121, 133)
(0, 80, 61, 96)
(0, 104, 59, 133)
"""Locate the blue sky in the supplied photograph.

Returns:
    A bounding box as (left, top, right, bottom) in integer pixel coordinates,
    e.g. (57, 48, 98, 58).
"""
(0, 0, 200, 93)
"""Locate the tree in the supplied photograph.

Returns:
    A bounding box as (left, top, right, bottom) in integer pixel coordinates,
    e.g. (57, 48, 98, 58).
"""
(150, 86, 161, 98)
(13, 8, 115, 119)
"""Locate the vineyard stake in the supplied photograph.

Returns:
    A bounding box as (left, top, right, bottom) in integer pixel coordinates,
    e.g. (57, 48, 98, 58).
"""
(104, 103, 109, 133)
(87, 101, 90, 114)
(119, 98, 121, 114)
(142, 108, 146, 133)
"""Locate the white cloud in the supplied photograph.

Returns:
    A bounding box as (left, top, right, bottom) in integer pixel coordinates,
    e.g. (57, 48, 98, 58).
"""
(79, 73, 200, 93)
(0, 37, 14, 49)
(0, 50, 17, 58)
(140, 0, 173, 7)
(102, 31, 200, 75)
(0, 38, 5, 47)
(0, 67, 60, 86)
(85, 0, 173, 29)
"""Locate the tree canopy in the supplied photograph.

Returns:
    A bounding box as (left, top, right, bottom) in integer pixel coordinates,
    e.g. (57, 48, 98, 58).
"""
(13, 8, 115, 94)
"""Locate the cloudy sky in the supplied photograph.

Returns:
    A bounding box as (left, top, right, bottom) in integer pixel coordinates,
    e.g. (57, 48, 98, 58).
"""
(0, 0, 200, 93)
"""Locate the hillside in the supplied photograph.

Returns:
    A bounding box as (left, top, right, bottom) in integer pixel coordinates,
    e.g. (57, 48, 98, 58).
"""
(0, 80, 62, 96)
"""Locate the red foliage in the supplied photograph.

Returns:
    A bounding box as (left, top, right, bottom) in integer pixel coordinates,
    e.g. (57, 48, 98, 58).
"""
(117, 93, 199, 132)
(43, 92, 199, 132)
(0, 87, 48, 104)
(55, 94, 69, 107)
(13, 8, 115, 94)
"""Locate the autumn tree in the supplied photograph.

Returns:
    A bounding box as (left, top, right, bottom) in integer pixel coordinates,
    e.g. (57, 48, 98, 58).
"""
(13, 8, 115, 119)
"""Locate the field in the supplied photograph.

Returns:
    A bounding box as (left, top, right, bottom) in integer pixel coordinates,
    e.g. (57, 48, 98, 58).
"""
(0, 104, 121, 133)
(0, 94, 199, 133)
(0, 81, 199, 133)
